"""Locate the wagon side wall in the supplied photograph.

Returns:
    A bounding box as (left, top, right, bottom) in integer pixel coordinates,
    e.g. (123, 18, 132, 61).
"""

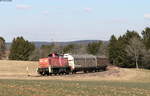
(97, 57, 109, 67)
(74, 57, 97, 68)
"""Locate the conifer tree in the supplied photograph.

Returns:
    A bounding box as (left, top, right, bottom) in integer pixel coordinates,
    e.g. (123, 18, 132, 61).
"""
(142, 27, 150, 50)
(9, 37, 35, 60)
(0, 37, 5, 59)
(108, 35, 118, 65)
(87, 41, 102, 55)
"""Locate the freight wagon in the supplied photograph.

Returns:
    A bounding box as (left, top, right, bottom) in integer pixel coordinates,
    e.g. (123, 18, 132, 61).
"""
(37, 53, 109, 76)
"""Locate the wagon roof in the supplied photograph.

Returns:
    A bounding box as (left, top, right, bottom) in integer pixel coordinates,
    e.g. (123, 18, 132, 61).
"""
(72, 54, 107, 59)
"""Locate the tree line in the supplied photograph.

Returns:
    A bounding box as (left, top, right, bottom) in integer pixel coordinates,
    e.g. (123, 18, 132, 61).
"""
(0, 37, 104, 61)
(108, 27, 150, 69)
(0, 27, 150, 69)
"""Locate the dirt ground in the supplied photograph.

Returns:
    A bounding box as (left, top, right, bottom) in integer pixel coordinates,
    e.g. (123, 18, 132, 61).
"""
(0, 60, 149, 82)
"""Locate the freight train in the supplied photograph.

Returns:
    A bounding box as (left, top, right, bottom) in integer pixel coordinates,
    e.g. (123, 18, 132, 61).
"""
(37, 53, 109, 76)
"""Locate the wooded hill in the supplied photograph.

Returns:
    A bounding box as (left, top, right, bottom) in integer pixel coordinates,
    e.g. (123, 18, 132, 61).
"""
(6, 40, 107, 49)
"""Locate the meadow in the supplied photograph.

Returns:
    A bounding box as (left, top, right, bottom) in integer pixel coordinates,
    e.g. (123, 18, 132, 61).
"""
(0, 60, 150, 96)
(0, 80, 150, 96)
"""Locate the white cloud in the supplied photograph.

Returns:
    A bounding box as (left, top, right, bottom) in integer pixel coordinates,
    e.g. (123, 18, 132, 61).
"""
(84, 8, 92, 12)
(16, 5, 32, 10)
(144, 14, 150, 19)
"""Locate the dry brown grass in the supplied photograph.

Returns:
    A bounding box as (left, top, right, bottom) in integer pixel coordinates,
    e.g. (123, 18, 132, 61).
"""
(1, 60, 150, 96)
(0, 60, 150, 82)
(0, 60, 38, 76)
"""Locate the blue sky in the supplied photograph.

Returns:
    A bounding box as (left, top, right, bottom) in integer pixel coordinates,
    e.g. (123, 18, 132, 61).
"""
(0, 0, 150, 42)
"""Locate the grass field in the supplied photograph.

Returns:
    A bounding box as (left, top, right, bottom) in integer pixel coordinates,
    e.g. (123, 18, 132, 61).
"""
(0, 60, 150, 96)
(0, 80, 150, 96)
(0, 60, 38, 76)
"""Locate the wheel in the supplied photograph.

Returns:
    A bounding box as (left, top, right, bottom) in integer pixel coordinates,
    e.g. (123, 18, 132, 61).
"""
(54, 73, 57, 75)
(49, 73, 52, 76)
(84, 70, 87, 73)
(42, 72, 46, 76)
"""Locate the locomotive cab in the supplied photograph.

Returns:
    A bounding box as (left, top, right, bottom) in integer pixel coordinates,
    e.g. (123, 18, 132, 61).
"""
(37, 53, 71, 76)
(63, 54, 75, 70)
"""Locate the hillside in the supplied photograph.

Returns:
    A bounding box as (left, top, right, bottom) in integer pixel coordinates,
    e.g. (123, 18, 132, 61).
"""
(6, 40, 108, 49)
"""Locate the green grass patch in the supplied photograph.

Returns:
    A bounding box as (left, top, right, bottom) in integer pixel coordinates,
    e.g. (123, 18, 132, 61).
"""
(0, 79, 150, 96)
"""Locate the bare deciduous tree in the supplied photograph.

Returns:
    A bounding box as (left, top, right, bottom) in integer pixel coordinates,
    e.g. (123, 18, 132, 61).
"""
(125, 37, 146, 69)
